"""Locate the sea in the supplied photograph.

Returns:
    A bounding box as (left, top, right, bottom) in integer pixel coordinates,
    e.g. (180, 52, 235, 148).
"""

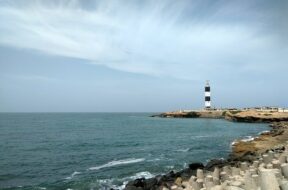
(0, 113, 269, 190)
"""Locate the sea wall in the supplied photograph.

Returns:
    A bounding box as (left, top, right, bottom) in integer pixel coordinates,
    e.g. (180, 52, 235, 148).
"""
(124, 122, 288, 190)
(124, 111, 288, 190)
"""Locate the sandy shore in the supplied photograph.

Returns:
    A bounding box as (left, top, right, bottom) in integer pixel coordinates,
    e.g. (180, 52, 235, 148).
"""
(124, 120, 288, 190)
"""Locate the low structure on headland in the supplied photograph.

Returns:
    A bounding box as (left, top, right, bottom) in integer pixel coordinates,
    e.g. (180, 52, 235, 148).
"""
(243, 106, 288, 113)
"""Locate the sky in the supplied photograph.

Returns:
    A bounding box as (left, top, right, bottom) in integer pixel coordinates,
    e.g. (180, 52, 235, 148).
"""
(0, 0, 287, 112)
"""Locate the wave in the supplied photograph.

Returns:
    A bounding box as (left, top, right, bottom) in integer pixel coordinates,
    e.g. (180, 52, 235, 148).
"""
(129, 171, 154, 180)
(97, 171, 154, 190)
(65, 171, 81, 180)
(89, 158, 145, 171)
(175, 148, 190, 152)
(241, 136, 254, 142)
(192, 135, 212, 138)
(231, 136, 255, 147)
(258, 130, 270, 135)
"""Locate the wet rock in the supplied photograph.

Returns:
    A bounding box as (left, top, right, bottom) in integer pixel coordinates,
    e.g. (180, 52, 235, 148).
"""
(205, 159, 228, 171)
(189, 162, 204, 170)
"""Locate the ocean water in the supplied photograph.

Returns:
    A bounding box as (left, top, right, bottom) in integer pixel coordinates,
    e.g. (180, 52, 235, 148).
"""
(0, 113, 268, 190)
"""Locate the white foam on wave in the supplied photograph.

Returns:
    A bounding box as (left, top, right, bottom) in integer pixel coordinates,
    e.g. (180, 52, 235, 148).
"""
(64, 171, 81, 180)
(97, 171, 154, 190)
(117, 171, 154, 190)
(130, 171, 154, 180)
(192, 135, 211, 139)
(147, 158, 161, 162)
(231, 140, 238, 146)
(176, 148, 190, 152)
(241, 136, 254, 142)
(165, 165, 174, 169)
(89, 158, 145, 171)
(259, 130, 270, 135)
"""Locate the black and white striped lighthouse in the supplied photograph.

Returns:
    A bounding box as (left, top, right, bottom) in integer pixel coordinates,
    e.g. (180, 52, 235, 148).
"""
(205, 80, 211, 109)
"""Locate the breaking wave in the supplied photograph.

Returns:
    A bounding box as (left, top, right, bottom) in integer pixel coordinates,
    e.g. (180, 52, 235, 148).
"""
(89, 158, 145, 171)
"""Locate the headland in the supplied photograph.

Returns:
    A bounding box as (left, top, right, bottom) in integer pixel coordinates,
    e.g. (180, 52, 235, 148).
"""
(124, 108, 288, 190)
(152, 108, 288, 123)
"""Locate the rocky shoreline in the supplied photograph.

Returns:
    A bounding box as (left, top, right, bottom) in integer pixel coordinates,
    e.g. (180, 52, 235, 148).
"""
(152, 110, 288, 123)
(124, 118, 288, 190)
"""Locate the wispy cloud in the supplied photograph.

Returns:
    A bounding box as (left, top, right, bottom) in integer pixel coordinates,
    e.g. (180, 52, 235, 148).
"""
(0, 0, 287, 80)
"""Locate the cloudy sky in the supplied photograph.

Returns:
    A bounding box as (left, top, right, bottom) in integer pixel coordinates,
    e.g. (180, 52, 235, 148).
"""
(0, 0, 287, 112)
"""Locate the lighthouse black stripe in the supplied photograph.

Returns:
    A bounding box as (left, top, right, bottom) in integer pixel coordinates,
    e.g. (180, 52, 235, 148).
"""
(205, 87, 210, 91)
(205, 97, 210, 101)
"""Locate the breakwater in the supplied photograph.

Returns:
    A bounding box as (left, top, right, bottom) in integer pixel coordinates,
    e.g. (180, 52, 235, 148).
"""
(124, 110, 288, 190)
(124, 122, 288, 190)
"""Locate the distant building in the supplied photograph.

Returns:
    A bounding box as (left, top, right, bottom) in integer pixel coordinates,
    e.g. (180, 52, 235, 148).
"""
(205, 80, 211, 109)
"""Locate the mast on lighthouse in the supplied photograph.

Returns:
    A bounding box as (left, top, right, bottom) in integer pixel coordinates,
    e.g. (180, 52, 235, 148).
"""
(205, 80, 211, 109)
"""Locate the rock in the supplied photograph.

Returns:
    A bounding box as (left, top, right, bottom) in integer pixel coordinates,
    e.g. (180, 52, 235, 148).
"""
(197, 169, 204, 180)
(175, 177, 182, 186)
(263, 154, 272, 164)
(259, 169, 280, 190)
(281, 163, 288, 178)
(272, 160, 281, 169)
(223, 166, 231, 175)
(133, 178, 146, 187)
(252, 160, 259, 168)
(251, 174, 259, 186)
(229, 181, 242, 187)
(267, 163, 273, 169)
(124, 176, 159, 190)
(196, 179, 204, 188)
(179, 168, 196, 180)
(231, 167, 240, 176)
(211, 185, 223, 190)
(240, 162, 248, 171)
(279, 155, 287, 164)
(280, 181, 288, 190)
(182, 181, 190, 188)
(213, 167, 220, 179)
(244, 171, 257, 190)
(144, 178, 158, 189)
(205, 159, 228, 171)
(189, 163, 204, 170)
(220, 172, 228, 182)
(191, 180, 201, 190)
(171, 185, 178, 190)
(224, 186, 244, 190)
(213, 177, 220, 185)
(188, 175, 196, 185)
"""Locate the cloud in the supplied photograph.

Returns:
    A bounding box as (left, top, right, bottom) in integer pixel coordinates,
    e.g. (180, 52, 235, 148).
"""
(0, 0, 287, 80)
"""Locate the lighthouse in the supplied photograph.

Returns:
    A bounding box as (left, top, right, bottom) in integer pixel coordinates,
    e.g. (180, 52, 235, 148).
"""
(205, 80, 211, 109)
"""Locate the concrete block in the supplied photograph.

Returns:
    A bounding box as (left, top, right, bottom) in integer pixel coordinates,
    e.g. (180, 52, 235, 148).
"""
(197, 169, 204, 180)
(259, 169, 280, 190)
(281, 163, 288, 178)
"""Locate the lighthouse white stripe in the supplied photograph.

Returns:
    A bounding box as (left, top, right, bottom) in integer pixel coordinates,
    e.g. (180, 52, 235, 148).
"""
(205, 92, 211, 97)
(205, 101, 211, 107)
